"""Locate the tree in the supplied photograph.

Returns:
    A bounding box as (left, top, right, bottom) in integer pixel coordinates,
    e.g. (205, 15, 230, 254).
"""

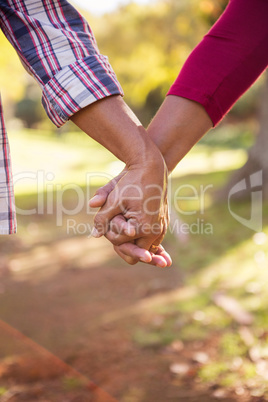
(14, 83, 43, 128)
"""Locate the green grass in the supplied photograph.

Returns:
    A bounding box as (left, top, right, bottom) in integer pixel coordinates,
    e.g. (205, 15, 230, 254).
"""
(9, 126, 124, 193)
(8, 123, 249, 194)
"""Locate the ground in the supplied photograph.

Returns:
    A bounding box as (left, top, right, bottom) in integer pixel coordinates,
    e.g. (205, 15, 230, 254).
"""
(0, 233, 245, 402)
(1, 128, 268, 401)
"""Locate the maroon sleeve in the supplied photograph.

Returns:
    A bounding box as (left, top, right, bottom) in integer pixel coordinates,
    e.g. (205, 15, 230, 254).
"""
(167, 0, 268, 126)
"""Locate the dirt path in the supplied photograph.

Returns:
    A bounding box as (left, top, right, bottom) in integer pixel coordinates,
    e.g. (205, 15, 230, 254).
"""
(0, 234, 244, 401)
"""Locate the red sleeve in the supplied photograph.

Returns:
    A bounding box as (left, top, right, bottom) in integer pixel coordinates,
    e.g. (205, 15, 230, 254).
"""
(167, 0, 268, 126)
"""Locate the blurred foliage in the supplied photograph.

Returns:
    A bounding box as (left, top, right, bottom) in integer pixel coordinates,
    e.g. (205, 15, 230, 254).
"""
(199, 0, 228, 24)
(200, 121, 256, 150)
(14, 84, 44, 128)
(92, 0, 208, 122)
(0, 0, 262, 128)
(85, 0, 261, 126)
(0, 30, 26, 102)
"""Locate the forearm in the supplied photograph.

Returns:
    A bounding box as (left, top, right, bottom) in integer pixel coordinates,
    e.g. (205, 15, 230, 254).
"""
(147, 95, 212, 173)
(154, 0, 268, 172)
(71, 95, 165, 169)
(0, 0, 124, 128)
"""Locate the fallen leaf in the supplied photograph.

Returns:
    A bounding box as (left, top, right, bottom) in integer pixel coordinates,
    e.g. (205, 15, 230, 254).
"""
(169, 362, 190, 377)
(213, 388, 227, 399)
(170, 340, 184, 352)
(239, 326, 255, 346)
(213, 293, 253, 325)
(192, 352, 209, 364)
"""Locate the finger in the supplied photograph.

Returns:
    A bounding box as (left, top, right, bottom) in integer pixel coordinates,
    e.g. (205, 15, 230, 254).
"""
(117, 244, 167, 268)
(114, 243, 170, 268)
(149, 254, 168, 268)
(110, 215, 136, 237)
(145, 224, 172, 267)
(92, 194, 122, 237)
(135, 236, 158, 253)
(89, 171, 126, 208)
(136, 236, 169, 268)
(89, 193, 107, 208)
(148, 224, 172, 267)
(116, 242, 167, 268)
(105, 230, 134, 246)
(141, 245, 171, 268)
(115, 243, 152, 264)
(89, 184, 113, 208)
(113, 245, 139, 265)
(135, 237, 167, 267)
(153, 245, 172, 267)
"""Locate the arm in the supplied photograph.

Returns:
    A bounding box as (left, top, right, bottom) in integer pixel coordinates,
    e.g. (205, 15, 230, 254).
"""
(167, 0, 268, 126)
(0, 0, 169, 263)
(95, 97, 211, 265)
(147, 96, 212, 173)
(152, 0, 268, 168)
(96, 0, 268, 264)
(71, 95, 169, 265)
(0, 0, 124, 126)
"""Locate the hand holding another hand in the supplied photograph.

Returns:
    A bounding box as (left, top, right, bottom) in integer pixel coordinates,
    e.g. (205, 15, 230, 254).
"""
(89, 155, 172, 267)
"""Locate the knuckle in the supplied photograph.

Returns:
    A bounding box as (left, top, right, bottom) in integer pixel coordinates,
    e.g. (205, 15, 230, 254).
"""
(94, 188, 103, 196)
(94, 214, 102, 226)
(110, 219, 122, 234)
(106, 232, 123, 246)
(94, 216, 107, 234)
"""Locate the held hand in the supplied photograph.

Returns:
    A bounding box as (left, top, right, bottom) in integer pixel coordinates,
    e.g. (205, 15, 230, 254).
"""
(97, 212, 171, 267)
(113, 243, 172, 267)
(89, 162, 171, 267)
(104, 213, 171, 267)
(91, 156, 168, 239)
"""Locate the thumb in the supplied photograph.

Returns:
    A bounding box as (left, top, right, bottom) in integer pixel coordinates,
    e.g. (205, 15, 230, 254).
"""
(89, 181, 115, 208)
(89, 171, 126, 208)
(89, 192, 108, 208)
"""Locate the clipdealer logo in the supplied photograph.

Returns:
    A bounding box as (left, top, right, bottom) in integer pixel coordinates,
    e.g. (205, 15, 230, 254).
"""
(228, 170, 263, 232)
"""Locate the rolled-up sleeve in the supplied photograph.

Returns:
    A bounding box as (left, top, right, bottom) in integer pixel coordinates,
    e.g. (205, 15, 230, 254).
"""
(167, 0, 268, 126)
(0, 0, 124, 127)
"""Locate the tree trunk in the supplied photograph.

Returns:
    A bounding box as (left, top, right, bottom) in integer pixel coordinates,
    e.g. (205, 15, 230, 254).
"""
(217, 70, 268, 201)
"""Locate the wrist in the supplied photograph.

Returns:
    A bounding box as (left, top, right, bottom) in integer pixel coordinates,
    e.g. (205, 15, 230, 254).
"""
(147, 96, 213, 173)
(126, 128, 166, 172)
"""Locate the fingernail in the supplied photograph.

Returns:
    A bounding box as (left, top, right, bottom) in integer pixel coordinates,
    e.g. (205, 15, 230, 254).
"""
(89, 195, 102, 206)
(91, 227, 101, 238)
(157, 262, 167, 268)
(140, 257, 149, 263)
(140, 253, 152, 263)
(166, 254, 172, 263)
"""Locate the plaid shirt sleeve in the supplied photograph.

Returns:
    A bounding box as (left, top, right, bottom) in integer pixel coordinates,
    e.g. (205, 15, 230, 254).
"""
(0, 0, 124, 127)
(0, 98, 16, 234)
(0, 0, 124, 234)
